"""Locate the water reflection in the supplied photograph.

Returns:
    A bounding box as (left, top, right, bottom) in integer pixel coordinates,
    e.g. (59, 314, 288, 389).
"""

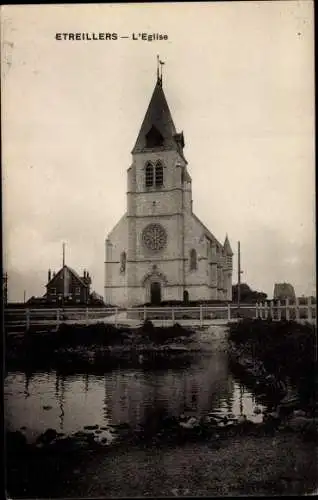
(4, 352, 266, 443)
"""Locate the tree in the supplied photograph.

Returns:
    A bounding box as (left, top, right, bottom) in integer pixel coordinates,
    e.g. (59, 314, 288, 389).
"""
(232, 283, 267, 303)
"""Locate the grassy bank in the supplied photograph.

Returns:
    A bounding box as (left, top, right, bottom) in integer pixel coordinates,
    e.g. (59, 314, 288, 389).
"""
(5, 321, 197, 370)
(228, 319, 317, 410)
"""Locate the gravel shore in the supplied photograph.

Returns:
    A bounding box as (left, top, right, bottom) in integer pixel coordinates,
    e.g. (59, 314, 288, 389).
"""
(7, 431, 317, 497)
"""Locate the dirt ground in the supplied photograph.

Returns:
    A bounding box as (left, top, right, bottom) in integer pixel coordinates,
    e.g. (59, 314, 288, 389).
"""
(7, 431, 317, 498)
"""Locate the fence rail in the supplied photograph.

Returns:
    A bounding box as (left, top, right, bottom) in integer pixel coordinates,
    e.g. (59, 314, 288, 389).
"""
(4, 297, 316, 330)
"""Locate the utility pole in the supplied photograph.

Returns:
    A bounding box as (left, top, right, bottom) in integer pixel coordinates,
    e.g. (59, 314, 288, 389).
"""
(237, 241, 243, 316)
(3, 272, 8, 305)
(62, 242, 66, 311)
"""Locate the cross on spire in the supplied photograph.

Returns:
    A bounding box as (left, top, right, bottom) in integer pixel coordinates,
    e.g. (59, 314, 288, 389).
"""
(157, 55, 165, 85)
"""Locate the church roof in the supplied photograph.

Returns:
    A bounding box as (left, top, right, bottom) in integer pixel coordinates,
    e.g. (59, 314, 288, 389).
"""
(192, 213, 222, 248)
(223, 234, 233, 256)
(132, 77, 185, 157)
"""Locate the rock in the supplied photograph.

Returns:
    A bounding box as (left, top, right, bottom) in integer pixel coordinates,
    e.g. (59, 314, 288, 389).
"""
(179, 417, 199, 429)
(203, 416, 218, 426)
(93, 429, 114, 445)
(293, 409, 306, 418)
(286, 416, 316, 432)
(37, 428, 58, 445)
(74, 431, 87, 437)
(237, 415, 247, 424)
(264, 411, 280, 421)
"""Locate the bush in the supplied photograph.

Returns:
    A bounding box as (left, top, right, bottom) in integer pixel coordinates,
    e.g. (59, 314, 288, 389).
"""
(228, 319, 316, 406)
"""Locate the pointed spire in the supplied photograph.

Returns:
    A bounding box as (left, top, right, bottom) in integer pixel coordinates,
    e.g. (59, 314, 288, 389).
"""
(224, 234, 233, 256)
(132, 63, 185, 156)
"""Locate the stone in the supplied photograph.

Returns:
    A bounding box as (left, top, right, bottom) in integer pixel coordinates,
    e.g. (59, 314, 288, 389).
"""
(237, 415, 247, 424)
(286, 416, 316, 432)
(293, 409, 306, 418)
(38, 428, 58, 444)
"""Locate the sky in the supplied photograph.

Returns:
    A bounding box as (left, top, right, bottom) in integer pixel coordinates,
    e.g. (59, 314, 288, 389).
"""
(1, 1, 315, 302)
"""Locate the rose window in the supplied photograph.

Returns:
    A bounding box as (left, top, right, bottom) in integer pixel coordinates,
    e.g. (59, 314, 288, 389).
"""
(142, 223, 167, 251)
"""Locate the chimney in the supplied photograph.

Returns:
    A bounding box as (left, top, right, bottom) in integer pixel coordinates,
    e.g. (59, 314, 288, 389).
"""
(48, 269, 51, 282)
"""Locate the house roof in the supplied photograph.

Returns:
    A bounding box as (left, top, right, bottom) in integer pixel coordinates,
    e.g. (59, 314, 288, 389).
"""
(46, 265, 89, 288)
(132, 78, 185, 158)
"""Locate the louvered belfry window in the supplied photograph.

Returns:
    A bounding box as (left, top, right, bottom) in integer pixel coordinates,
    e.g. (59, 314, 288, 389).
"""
(155, 162, 163, 187)
(145, 163, 154, 187)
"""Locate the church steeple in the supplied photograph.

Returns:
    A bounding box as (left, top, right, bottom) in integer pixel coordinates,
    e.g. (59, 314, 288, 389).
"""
(132, 63, 185, 156)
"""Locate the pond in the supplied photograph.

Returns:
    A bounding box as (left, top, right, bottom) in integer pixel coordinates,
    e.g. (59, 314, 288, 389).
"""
(5, 348, 266, 444)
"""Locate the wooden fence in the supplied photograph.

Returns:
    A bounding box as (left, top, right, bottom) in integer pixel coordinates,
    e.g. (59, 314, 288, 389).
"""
(4, 297, 316, 331)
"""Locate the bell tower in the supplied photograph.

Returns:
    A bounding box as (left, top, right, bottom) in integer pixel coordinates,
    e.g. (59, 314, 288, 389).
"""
(126, 58, 192, 304)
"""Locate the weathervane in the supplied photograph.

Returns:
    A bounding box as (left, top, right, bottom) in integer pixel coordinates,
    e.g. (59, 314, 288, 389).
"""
(157, 55, 165, 85)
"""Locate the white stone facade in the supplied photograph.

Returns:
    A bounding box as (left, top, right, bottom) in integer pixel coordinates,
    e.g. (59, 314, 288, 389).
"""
(105, 77, 233, 307)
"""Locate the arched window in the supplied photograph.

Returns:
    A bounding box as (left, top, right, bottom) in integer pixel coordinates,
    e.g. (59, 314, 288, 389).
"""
(120, 251, 126, 273)
(189, 249, 197, 271)
(145, 163, 154, 187)
(155, 161, 163, 187)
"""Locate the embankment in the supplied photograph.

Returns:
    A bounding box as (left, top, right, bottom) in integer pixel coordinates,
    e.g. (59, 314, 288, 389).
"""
(228, 319, 317, 419)
(5, 321, 201, 371)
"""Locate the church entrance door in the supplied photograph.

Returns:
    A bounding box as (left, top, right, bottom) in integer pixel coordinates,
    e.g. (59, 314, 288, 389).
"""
(150, 282, 161, 305)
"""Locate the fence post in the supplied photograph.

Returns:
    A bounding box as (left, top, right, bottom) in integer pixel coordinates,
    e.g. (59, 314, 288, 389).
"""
(115, 307, 118, 327)
(227, 303, 231, 321)
(285, 298, 290, 321)
(171, 307, 175, 323)
(26, 309, 30, 330)
(143, 306, 147, 322)
(295, 297, 300, 321)
(199, 304, 203, 328)
(264, 302, 268, 319)
(56, 309, 60, 328)
(255, 302, 258, 319)
(86, 307, 89, 326)
(307, 296, 312, 323)
(277, 300, 281, 321)
(269, 301, 273, 320)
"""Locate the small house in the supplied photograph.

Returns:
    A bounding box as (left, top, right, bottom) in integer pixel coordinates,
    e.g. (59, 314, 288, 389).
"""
(46, 266, 91, 305)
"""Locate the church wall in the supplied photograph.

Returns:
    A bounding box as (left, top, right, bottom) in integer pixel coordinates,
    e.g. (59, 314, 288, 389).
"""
(105, 214, 128, 305)
(185, 285, 211, 302)
(184, 212, 210, 287)
(129, 191, 183, 218)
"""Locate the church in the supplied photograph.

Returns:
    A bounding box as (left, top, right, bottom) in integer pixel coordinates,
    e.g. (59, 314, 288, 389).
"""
(105, 66, 233, 307)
